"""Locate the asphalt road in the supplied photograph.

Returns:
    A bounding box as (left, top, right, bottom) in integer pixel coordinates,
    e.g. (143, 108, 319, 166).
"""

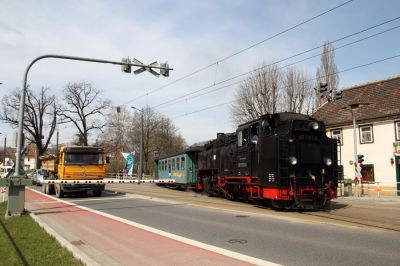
(30, 184, 400, 266)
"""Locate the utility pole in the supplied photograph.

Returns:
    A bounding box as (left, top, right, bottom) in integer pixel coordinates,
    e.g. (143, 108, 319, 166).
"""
(0, 133, 6, 168)
(56, 129, 59, 164)
(131, 106, 144, 180)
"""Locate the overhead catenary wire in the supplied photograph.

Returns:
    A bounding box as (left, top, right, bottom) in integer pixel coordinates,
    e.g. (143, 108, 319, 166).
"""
(157, 25, 400, 110)
(122, 0, 353, 105)
(153, 18, 400, 110)
(172, 53, 400, 119)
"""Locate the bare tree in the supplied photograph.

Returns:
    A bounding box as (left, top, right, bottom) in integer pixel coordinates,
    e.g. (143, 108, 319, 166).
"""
(99, 105, 186, 174)
(315, 42, 339, 107)
(0, 86, 58, 168)
(282, 67, 314, 114)
(59, 82, 110, 146)
(230, 63, 281, 125)
(230, 62, 316, 125)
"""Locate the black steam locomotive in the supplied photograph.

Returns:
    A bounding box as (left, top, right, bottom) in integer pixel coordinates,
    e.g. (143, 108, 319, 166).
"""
(155, 112, 338, 209)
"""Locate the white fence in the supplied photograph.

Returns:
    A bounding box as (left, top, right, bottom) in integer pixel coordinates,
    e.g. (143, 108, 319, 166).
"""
(338, 180, 400, 197)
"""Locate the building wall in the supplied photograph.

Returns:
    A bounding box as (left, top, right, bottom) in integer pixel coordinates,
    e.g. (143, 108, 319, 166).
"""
(24, 156, 36, 170)
(329, 119, 397, 186)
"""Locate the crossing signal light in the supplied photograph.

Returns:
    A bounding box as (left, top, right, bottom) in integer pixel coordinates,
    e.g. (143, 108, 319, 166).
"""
(335, 91, 343, 100)
(357, 154, 364, 164)
(121, 58, 131, 73)
(319, 82, 328, 93)
(160, 62, 169, 77)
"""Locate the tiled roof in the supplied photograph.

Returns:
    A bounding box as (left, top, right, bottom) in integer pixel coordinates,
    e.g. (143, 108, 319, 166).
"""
(312, 76, 400, 127)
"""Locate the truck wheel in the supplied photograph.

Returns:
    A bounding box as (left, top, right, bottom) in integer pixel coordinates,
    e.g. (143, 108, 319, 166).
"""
(48, 184, 55, 195)
(55, 184, 64, 198)
(93, 190, 102, 197)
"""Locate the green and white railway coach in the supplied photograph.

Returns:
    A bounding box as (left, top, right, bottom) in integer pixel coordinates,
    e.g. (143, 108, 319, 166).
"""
(154, 147, 203, 187)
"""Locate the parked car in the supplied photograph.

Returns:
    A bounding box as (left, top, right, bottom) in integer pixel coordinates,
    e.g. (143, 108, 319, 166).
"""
(32, 169, 45, 185)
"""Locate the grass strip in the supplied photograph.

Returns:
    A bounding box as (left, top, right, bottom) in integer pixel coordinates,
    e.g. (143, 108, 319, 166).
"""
(0, 201, 84, 266)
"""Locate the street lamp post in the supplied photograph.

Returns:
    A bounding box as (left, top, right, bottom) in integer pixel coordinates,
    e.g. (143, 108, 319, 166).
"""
(131, 106, 144, 180)
(350, 106, 358, 165)
(346, 103, 371, 196)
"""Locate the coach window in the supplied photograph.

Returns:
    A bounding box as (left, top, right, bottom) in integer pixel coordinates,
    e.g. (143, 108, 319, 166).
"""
(163, 160, 166, 171)
(359, 124, 374, 144)
(238, 128, 248, 147)
(238, 130, 243, 147)
(172, 158, 176, 170)
(181, 157, 185, 170)
(250, 124, 259, 144)
(168, 159, 171, 172)
(176, 158, 180, 170)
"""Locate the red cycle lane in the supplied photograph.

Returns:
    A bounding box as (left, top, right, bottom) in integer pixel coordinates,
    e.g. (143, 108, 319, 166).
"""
(25, 188, 276, 266)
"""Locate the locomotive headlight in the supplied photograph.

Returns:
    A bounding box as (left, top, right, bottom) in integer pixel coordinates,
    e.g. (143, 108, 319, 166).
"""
(323, 157, 332, 166)
(309, 121, 319, 130)
(288, 156, 298, 165)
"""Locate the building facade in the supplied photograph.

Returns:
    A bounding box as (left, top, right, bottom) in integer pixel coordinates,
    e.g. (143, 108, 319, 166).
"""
(313, 76, 400, 196)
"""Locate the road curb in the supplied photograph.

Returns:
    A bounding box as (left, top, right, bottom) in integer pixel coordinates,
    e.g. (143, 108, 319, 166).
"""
(30, 211, 100, 266)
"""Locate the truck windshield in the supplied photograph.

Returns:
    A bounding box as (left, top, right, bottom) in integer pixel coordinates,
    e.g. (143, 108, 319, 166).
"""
(64, 153, 104, 165)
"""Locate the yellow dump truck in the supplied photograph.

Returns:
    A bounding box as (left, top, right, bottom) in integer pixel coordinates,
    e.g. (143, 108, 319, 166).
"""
(40, 146, 109, 198)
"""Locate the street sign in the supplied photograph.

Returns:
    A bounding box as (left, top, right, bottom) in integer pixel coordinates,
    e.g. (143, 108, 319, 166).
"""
(132, 58, 160, 77)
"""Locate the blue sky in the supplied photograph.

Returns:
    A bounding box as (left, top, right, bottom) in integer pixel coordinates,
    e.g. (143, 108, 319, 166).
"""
(1, 0, 400, 145)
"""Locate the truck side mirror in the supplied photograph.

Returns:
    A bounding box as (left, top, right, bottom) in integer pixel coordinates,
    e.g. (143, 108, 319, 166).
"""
(106, 156, 110, 164)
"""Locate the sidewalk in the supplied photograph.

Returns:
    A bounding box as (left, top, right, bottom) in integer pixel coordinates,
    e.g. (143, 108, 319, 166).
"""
(24, 188, 276, 266)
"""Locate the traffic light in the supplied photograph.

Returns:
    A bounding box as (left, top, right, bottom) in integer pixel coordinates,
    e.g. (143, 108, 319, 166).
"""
(160, 62, 169, 77)
(357, 154, 364, 164)
(335, 90, 343, 100)
(116, 106, 121, 113)
(319, 82, 328, 93)
(121, 58, 131, 73)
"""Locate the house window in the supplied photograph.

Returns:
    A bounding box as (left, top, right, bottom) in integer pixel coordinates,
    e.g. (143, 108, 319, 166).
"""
(359, 124, 374, 144)
(361, 164, 374, 182)
(331, 128, 343, 145)
(395, 121, 400, 141)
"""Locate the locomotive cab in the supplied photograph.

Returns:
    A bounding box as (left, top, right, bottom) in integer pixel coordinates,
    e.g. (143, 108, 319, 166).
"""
(168, 112, 338, 210)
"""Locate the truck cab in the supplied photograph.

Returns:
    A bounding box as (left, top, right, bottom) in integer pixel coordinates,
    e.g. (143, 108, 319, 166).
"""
(41, 146, 108, 198)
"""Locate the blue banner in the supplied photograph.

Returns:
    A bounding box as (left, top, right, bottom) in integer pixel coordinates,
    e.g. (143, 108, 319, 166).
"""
(121, 152, 135, 176)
